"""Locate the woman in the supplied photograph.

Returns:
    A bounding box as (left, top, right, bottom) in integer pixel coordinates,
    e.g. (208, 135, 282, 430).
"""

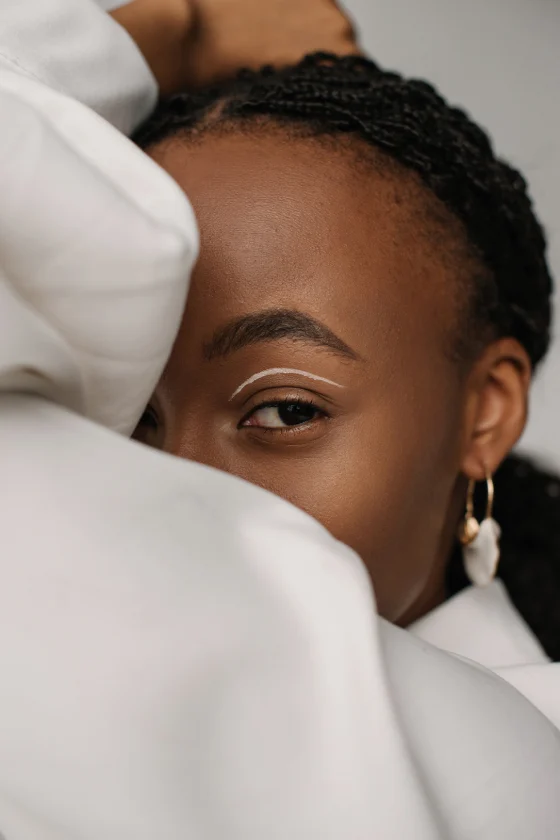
(133, 53, 559, 658)
(2, 8, 560, 836)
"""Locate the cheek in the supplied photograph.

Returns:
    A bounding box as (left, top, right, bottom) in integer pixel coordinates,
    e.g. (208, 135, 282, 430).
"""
(334, 444, 447, 620)
(352, 400, 463, 619)
(224, 384, 463, 622)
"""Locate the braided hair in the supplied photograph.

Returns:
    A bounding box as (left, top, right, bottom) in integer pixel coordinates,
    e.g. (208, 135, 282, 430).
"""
(135, 53, 560, 658)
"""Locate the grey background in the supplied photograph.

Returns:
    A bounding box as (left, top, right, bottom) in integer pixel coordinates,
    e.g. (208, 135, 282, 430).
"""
(343, 0, 560, 467)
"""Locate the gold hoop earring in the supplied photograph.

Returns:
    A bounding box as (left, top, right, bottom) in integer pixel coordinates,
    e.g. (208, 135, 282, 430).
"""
(458, 473, 501, 587)
(458, 475, 495, 546)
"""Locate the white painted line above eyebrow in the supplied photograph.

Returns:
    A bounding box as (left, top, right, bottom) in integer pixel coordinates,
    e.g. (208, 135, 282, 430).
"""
(229, 368, 345, 401)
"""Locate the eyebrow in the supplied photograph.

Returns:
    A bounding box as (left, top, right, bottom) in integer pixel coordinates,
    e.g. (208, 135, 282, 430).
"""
(202, 308, 360, 362)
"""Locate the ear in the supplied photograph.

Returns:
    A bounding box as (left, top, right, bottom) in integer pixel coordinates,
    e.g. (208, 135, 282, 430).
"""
(460, 338, 532, 481)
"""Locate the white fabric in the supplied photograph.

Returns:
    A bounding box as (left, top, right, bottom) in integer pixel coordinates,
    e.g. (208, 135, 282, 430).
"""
(0, 397, 442, 840)
(1, 4, 560, 839)
(0, 69, 197, 433)
(410, 578, 560, 735)
(378, 623, 560, 840)
(0, 0, 157, 133)
(410, 579, 550, 669)
(1, 394, 560, 840)
(498, 664, 560, 730)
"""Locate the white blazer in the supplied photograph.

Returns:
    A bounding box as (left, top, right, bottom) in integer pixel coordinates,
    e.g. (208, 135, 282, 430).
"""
(0, 0, 157, 134)
(0, 4, 559, 839)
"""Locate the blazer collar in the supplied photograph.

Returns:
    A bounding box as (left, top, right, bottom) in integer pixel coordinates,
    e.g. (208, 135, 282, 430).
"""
(408, 579, 550, 668)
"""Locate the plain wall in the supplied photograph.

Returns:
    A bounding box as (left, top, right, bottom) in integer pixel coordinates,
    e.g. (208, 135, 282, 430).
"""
(343, 0, 560, 467)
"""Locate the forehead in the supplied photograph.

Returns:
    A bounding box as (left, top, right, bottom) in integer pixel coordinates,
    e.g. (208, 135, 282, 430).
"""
(150, 130, 459, 366)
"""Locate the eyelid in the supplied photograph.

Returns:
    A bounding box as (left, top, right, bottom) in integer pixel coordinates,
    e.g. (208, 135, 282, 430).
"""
(235, 382, 343, 412)
(229, 368, 345, 401)
(238, 386, 331, 411)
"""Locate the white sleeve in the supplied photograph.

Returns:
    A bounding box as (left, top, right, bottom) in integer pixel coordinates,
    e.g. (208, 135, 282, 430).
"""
(0, 396, 444, 840)
(0, 396, 559, 840)
(495, 663, 560, 730)
(0, 73, 197, 434)
(0, 0, 158, 133)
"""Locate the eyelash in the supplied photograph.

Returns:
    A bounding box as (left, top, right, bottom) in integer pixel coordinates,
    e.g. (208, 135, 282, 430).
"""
(239, 397, 328, 433)
(135, 396, 330, 440)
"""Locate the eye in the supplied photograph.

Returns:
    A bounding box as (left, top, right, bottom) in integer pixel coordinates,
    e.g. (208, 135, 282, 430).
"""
(240, 399, 325, 430)
(132, 405, 163, 448)
(137, 406, 159, 430)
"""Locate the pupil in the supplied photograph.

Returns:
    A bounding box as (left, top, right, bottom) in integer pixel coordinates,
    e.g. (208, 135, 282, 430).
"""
(278, 402, 315, 426)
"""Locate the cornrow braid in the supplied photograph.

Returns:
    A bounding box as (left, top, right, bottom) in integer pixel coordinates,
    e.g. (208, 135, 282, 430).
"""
(135, 53, 560, 659)
(135, 52, 553, 368)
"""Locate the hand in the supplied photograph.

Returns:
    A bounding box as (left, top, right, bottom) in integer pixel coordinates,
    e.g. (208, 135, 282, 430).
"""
(111, 0, 359, 95)
(182, 0, 360, 88)
(110, 1, 194, 96)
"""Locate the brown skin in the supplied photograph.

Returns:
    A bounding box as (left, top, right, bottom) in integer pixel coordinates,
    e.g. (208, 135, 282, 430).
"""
(135, 130, 531, 624)
(175, 0, 359, 89)
(110, 0, 359, 95)
(110, 0, 194, 96)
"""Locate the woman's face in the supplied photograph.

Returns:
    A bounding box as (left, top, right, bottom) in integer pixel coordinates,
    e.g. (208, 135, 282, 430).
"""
(140, 130, 504, 623)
